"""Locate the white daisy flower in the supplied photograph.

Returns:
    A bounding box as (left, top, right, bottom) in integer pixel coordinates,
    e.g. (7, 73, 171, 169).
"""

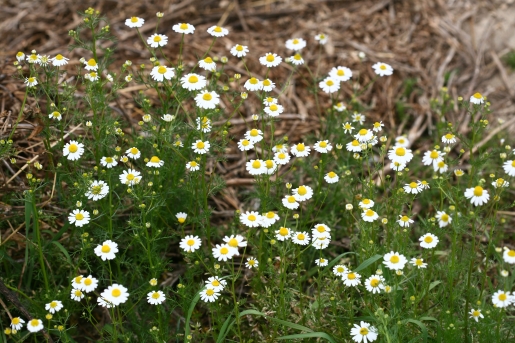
(198, 57, 216, 71)
(395, 136, 410, 147)
(192, 140, 210, 154)
(324, 171, 339, 183)
(391, 162, 406, 171)
(260, 211, 280, 228)
(162, 114, 175, 122)
(181, 73, 207, 91)
(335, 103, 346, 112)
(45, 300, 63, 314)
(173, 23, 195, 34)
(230, 44, 248, 57)
(147, 291, 166, 305)
(403, 181, 423, 194)
(264, 159, 277, 175)
(282, 195, 299, 210)
(491, 290, 512, 308)
(292, 185, 313, 202)
(469, 309, 484, 322)
(361, 209, 379, 222)
(422, 150, 445, 167)
(49, 111, 62, 121)
(388, 146, 413, 165)
(264, 103, 284, 117)
(186, 161, 200, 172)
(285, 38, 306, 51)
(315, 258, 329, 267)
(503, 160, 515, 176)
(372, 62, 393, 76)
(464, 186, 489, 206)
(63, 140, 85, 161)
(212, 244, 234, 261)
(223, 234, 247, 255)
(244, 77, 263, 91)
(259, 52, 282, 67)
(435, 160, 448, 173)
(80, 275, 98, 293)
(372, 121, 384, 132)
(100, 284, 129, 307)
(274, 151, 291, 165)
(355, 129, 374, 143)
(150, 65, 175, 82)
(84, 58, 98, 71)
(71, 288, 84, 301)
(176, 212, 187, 223)
(313, 140, 332, 153)
(238, 139, 254, 151)
(410, 258, 427, 269)
(244, 129, 263, 143)
(85, 180, 109, 201)
(68, 209, 90, 227)
(383, 251, 407, 270)
(147, 34, 168, 48)
(125, 17, 144, 28)
(275, 227, 292, 241)
(246, 159, 266, 175)
(207, 25, 229, 37)
(100, 156, 118, 168)
(359, 199, 374, 209)
(365, 274, 385, 293)
(312, 223, 331, 239)
(26, 53, 41, 64)
(290, 53, 304, 65)
(51, 54, 69, 67)
(315, 33, 328, 44)
(397, 215, 414, 227)
(146, 156, 164, 168)
(205, 276, 227, 292)
(319, 77, 339, 94)
(350, 321, 378, 343)
(342, 271, 361, 287)
(126, 147, 141, 159)
(441, 133, 457, 144)
(15, 51, 25, 62)
(26, 319, 44, 333)
(262, 78, 275, 92)
(180, 235, 202, 253)
(333, 265, 348, 276)
(419, 233, 439, 249)
(346, 140, 362, 152)
(119, 169, 142, 186)
(240, 211, 262, 227)
(195, 91, 219, 109)
(10, 317, 25, 331)
(290, 143, 310, 157)
(503, 247, 515, 264)
(263, 97, 278, 106)
(435, 211, 452, 228)
(246, 257, 259, 269)
(329, 66, 352, 82)
(200, 286, 220, 302)
(94, 240, 119, 261)
(470, 92, 484, 104)
(492, 178, 509, 188)
(292, 231, 310, 245)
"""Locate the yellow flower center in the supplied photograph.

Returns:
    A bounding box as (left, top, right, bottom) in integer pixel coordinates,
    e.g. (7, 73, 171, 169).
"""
(499, 293, 507, 301)
(75, 213, 84, 220)
(401, 216, 409, 222)
(473, 186, 483, 197)
(249, 77, 258, 84)
(390, 255, 399, 263)
(348, 273, 356, 280)
(507, 250, 515, 257)
(228, 238, 238, 247)
(131, 17, 138, 23)
(91, 185, 102, 195)
(52, 111, 60, 117)
(101, 244, 111, 253)
(248, 259, 255, 265)
(266, 54, 275, 62)
(55, 54, 63, 60)
(359, 129, 368, 136)
(512, 161, 515, 167)
(252, 161, 261, 169)
(212, 280, 220, 287)
(178, 217, 185, 223)
(365, 209, 375, 217)
(380, 64, 386, 70)
(294, 53, 302, 60)
(12, 318, 20, 324)
(186, 239, 195, 246)
(214, 26, 222, 33)
(50, 301, 57, 308)
(220, 247, 229, 255)
(396, 147, 406, 156)
(188, 75, 198, 83)
(236, 45, 243, 51)
(158, 66, 167, 74)
(370, 278, 380, 287)
(424, 236, 433, 243)
(189, 161, 198, 167)
(30, 319, 39, 327)
(278, 153, 286, 159)
(74, 276, 83, 284)
(337, 267, 345, 273)
(265, 160, 274, 169)
(298, 186, 307, 195)
(16, 52, 23, 57)
(127, 173, 135, 181)
(337, 69, 345, 76)
(150, 156, 160, 163)
(152, 292, 160, 299)
(328, 172, 336, 178)
(248, 214, 257, 221)
(293, 39, 299, 44)
(206, 289, 215, 296)
(409, 182, 418, 189)
(473, 92, 482, 99)
(472, 310, 480, 317)
(279, 227, 289, 236)
(266, 212, 275, 219)
(437, 161, 445, 168)
(445, 133, 454, 140)
(112, 289, 121, 297)
(352, 140, 359, 146)
(69, 144, 78, 153)
(363, 199, 370, 204)
(296, 143, 305, 151)
(204, 57, 213, 63)
(415, 259, 423, 266)
(180, 23, 188, 30)
(105, 157, 113, 163)
(326, 80, 334, 86)
(263, 79, 271, 86)
(441, 214, 449, 222)
(84, 278, 92, 286)
(430, 151, 439, 159)
(287, 196, 296, 203)
(250, 129, 259, 136)
(74, 290, 82, 296)
(242, 140, 250, 146)
(319, 141, 327, 148)
(270, 104, 278, 111)
(153, 36, 162, 42)
(87, 58, 96, 67)
(360, 328, 369, 335)
(202, 93, 212, 101)
(196, 142, 205, 149)
(298, 233, 305, 240)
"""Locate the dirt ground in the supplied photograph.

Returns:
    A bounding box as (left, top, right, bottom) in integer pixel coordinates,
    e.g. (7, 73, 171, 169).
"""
(1, 0, 515, 211)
